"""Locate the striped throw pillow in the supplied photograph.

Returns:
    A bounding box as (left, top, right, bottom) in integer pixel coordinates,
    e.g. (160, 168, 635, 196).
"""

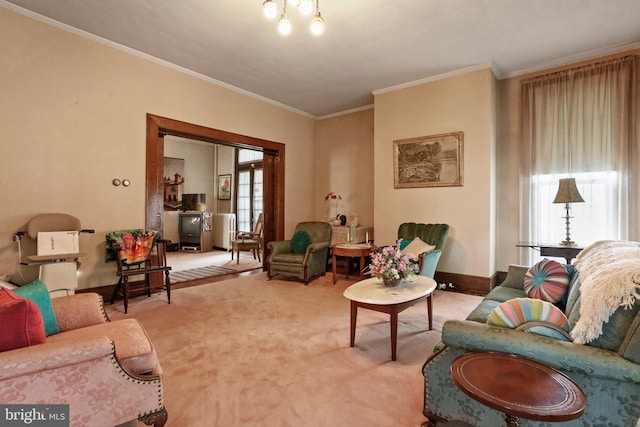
(487, 298, 571, 332)
(523, 259, 569, 303)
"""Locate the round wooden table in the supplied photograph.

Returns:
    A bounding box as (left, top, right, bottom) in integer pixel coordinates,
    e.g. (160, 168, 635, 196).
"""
(451, 352, 586, 427)
(343, 275, 436, 361)
(332, 243, 374, 284)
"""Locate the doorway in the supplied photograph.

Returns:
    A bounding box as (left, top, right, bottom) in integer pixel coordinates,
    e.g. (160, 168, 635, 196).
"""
(145, 114, 285, 268)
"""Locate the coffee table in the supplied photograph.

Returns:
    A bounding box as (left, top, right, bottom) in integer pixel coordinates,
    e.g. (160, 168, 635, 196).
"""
(451, 352, 586, 427)
(332, 243, 374, 284)
(343, 275, 437, 361)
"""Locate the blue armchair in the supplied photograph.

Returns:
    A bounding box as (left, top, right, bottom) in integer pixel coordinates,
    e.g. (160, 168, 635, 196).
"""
(397, 222, 449, 278)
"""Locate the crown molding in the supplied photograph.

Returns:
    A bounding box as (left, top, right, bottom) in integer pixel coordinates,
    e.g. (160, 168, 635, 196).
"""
(372, 63, 496, 96)
(0, 1, 316, 119)
(316, 104, 374, 120)
(502, 41, 640, 79)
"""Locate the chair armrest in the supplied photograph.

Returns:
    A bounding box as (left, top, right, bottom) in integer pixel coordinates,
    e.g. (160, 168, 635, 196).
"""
(237, 232, 261, 241)
(307, 241, 330, 253)
(442, 319, 640, 383)
(0, 336, 113, 380)
(418, 249, 442, 278)
(52, 293, 109, 332)
(267, 240, 292, 254)
(304, 241, 330, 263)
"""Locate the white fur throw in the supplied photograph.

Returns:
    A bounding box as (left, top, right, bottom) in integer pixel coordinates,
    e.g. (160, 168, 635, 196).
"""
(571, 240, 640, 344)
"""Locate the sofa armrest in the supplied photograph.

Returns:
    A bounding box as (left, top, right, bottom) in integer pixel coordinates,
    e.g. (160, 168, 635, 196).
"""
(442, 319, 640, 383)
(0, 336, 113, 380)
(495, 264, 529, 290)
(0, 336, 166, 427)
(52, 293, 109, 332)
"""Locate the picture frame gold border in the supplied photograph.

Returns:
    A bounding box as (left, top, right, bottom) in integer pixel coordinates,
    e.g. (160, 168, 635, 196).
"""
(393, 131, 464, 189)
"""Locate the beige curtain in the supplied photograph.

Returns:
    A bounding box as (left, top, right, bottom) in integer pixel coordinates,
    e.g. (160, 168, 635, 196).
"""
(520, 55, 639, 248)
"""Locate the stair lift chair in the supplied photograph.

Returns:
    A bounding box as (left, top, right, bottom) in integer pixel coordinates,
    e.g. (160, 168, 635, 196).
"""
(18, 213, 93, 297)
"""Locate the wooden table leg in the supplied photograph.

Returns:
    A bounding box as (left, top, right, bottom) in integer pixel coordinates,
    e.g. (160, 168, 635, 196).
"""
(332, 253, 337, 285)
(390, 310, 398, 361)
(350, 301, 357, 347)
(427, 294, 433, 330)
(359, 255, 365, 277)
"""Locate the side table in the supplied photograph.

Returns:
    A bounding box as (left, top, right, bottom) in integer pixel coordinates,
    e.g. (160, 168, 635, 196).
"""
(516, 243, 584, 264)
(451, 352, 586, 427)
(332, 243, 374, 284)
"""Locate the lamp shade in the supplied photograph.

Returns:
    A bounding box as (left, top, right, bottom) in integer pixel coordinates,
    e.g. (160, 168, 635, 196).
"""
(553, 178, 585, 204)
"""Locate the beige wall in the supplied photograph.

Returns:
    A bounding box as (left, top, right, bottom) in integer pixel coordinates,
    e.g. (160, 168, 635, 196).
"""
(0, 8, 316, 289)
(315, 109, 375, 228)
(373, 68, 498, 279)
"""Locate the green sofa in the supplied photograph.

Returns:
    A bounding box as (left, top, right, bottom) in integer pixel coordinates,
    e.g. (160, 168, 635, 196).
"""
(423, 262, 640, 427)
(397, 222, 449, 278)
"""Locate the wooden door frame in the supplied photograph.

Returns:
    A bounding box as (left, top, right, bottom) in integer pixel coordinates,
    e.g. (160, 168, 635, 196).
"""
(145, 114, 285, 260)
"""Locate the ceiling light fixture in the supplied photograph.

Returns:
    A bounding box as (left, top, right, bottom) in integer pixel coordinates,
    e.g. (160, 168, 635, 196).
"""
(263, 0, 324, 36)
(278, 0, 291, 36)
(263, 0, 278, 20)
(310, 1, 324, 35)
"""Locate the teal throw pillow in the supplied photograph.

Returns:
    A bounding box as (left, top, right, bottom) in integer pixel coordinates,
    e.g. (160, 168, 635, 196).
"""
(291, 231, 311, 254)
(14, 279, 59, 336)
(399, 239, 411, 250)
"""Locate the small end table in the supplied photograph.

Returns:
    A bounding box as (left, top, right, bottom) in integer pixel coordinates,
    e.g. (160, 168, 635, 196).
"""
(516, 243, 584, 264)
(451, 352, 586, 427)
(332, 243, 374, 284)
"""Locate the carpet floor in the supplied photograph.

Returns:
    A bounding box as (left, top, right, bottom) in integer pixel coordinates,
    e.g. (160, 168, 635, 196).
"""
(106, 272, 482, 427)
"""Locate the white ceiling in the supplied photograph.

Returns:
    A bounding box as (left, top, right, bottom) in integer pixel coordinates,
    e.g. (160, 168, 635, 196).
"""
(4, 0, 640, 118)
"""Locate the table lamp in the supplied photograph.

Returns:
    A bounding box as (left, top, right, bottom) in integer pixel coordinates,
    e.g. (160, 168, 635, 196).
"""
(553, 178, 584, 246)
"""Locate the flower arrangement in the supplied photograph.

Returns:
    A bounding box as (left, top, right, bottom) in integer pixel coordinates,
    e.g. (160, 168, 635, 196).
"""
(366, 240, 419, 286)
(324, 191, 342, 219)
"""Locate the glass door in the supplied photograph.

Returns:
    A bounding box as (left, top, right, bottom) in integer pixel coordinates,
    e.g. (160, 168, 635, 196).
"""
(237, 150, 263, 232)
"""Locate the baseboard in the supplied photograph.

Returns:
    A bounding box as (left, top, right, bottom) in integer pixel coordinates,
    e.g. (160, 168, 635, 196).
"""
(434, 270, 507, 296)
(82, 268, 509, 300)
(77, 268, 265, 302)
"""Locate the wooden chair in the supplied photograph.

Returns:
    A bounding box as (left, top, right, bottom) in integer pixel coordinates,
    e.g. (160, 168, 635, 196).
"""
(107, 229, 172, 314)
(231, 213, 264, 264)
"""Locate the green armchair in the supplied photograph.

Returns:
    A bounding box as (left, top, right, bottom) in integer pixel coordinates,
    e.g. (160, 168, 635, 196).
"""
(267, 222, 332, 284)
(397, 222, 449, 278)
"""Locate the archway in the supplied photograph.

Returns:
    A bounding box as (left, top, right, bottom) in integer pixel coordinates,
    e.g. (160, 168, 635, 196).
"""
(145, 114, 285, 263)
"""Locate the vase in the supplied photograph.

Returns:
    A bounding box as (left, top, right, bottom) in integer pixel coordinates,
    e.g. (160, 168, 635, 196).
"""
(382, 276, 401, 287)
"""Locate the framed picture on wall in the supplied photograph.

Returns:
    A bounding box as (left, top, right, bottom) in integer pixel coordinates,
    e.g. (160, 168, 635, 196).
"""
(218, 174, 232, 200)
(393, 131, 464, 188)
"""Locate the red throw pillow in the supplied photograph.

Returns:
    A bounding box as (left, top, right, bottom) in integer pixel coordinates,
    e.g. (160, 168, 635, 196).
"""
(0, 288, 46, 351)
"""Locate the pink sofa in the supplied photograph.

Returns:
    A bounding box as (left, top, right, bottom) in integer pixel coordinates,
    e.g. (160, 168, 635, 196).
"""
(0, 293, 167, 427)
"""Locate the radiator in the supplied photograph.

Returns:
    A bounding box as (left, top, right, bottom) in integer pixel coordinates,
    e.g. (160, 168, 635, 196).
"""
(211, 213, 236, 250)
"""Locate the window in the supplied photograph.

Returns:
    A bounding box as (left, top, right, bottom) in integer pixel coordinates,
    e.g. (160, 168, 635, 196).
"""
(530, 172, 619, 247)
(236, 149, 263, 232)
(521, 55, 637, 263)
